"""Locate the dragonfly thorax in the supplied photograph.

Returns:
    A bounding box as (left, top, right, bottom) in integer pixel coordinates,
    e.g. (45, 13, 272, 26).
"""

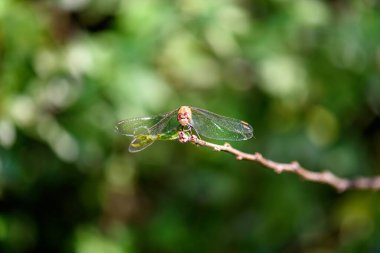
(177, 106, 192, 126)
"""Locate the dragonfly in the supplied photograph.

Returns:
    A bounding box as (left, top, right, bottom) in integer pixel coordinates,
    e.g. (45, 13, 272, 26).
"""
(115, 106, 253, 152)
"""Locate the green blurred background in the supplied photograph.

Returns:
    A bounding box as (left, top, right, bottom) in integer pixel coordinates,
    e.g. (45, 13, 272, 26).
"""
(1, 0, 380, 252)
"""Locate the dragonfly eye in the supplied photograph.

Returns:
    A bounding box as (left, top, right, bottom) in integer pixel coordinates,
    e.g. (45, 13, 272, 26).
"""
(177, 113, 190, 126)
(177, 112, 187, 119)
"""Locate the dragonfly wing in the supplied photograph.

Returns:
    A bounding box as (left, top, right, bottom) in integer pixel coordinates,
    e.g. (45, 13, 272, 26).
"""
(115, 109, 177, 136)
(115, 116, 163, 136)
(128, 125, 180, 152)
(128, 135, 155, 152)
(191, 107, 253, 141)
(127, 112, 179, 152)
(148, 110, 179, 135)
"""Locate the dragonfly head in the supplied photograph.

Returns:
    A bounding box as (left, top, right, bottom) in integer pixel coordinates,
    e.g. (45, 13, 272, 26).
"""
(177, 106, 192, 126)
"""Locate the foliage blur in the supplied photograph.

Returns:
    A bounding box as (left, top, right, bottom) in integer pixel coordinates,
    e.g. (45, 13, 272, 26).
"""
(1, 0, 380, 252)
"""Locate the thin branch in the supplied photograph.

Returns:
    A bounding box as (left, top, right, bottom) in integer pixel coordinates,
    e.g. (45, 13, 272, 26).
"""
(189, 138, 380, 192)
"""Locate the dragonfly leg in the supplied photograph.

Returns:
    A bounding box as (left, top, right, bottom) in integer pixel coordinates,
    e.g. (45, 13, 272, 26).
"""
(178, 126, 191, 143)
(182, 125, 191, 132)
(178, 131, 190, 143)
(189, 124, 201, 140)
(178, 125, 199, 143)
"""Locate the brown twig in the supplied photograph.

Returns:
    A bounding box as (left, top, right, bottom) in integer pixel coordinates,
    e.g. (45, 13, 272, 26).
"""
(190, 138, 380, 192)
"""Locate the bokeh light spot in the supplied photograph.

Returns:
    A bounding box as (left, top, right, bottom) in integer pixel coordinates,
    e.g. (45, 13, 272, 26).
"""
(307, 106, 339, 146)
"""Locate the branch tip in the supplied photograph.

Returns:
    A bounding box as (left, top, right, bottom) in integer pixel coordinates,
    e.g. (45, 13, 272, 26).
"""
(254, 152, 262, 160)
(213, 146, 221, 151)
(291, 161, 300, 168)
(187, 138, 380, 192)
(274, 167, 284, 174)
(224, 143, 232, 148)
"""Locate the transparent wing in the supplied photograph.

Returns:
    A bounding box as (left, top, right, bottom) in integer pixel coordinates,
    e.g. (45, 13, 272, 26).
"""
(115, 109, 177, 136)
(148, 110, 179, 135)
(128, 128, 180, 153)
(129, 135, 156, 153)
(115, 116, 164, 136)
(191, 107, 253, 141)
